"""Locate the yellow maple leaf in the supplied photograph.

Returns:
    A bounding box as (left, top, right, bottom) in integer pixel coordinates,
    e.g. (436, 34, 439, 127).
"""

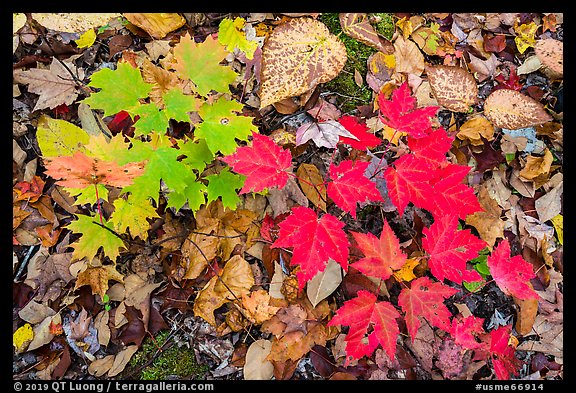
(393, 258, 420, 282)
(13, 323, 34, 353)
(75, 29, 97, 49)
(514, 22, 539, 54)
(218, 17, 258, 60)
(74, 264, 124, 300)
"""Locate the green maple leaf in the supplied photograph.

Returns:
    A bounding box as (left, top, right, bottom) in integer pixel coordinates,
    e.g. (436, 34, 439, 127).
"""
(166, 181, 207, 212)
(66, 214, 125, 262)
(205, 167, 245, 210)
(163, 87, 201, 122)
(132, 103, 170, 136)
(65, 184, 109, 205)
(178, 138, 214, 173)
(195, 96, 258, 155)
(109, 197, 159, 240)
(172, 33, 238, 96)
(82, 62, 152, 117)
(218, 17, 258, 60)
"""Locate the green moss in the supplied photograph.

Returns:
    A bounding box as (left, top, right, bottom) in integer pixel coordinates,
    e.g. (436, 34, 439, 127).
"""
(126, 330, 209, 380)
(319, 13, 395, 113)
(371, 13, 396, 40)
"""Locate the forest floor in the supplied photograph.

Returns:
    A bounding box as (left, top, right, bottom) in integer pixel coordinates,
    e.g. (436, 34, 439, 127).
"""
(12, 12, 563, 383)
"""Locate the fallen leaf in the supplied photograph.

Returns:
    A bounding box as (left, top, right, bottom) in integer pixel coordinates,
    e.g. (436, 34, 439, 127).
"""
(18, 300, 56, 324)
(534, 38, 563, 79)
(465, 184, 506, 248)
(259, 17, 347, 108)
(28, 313, 62, 351)
(393, 35, 425, 76)
(535, 181, 563, 223)
(13, 323, 34, 354)
(107, 345, 139, 377)
(244, 339, 274, 380)
(295, 120, 358, 149)
(514, 21, 538, 54)
(457, 116, 495, 146)
(514, 294, 538, 336)
(296, 163, 327, 211)
(88, 355, 115, 377)
(306, 258, 344, 308)
(123, 13, 186, 39)
(240, 289, 280, 324)
(484, 89, 553, 130)
(14, 58, 85, 112)
(519, 149, 553, 182)
(426, 65, 478, 112)
(339, 13, 393, 54)
(74, 264, 125, 300)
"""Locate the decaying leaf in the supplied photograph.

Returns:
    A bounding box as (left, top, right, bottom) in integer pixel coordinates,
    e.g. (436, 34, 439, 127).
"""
(259, 17, 347, 108)
(74, 264, 125, 300)
(393, 35, 425, 76)
(108, 345, 139, 377)
(426, 65, 478, 112)
(484, 89, 553, 130)
(244, 339, 274, 380)
(339, 13, 393, 54)
(240, 289, 280, 324)
(306, 258, 344, 308)
(534, 38, 563, 79)
(457, 115, 495, 146)
(31, 13, 121, 33)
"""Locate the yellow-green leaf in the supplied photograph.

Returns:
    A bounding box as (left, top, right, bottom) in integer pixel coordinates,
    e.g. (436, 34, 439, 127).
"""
(218, 17, 258, 59)
(109, 197, 159, 240)
(66, 214, 126, 262)
(36, 115, 90, 158)
(75, 28, 97, 48)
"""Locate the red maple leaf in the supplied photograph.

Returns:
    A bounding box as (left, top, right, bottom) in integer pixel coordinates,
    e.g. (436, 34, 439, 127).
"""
(450, 315, 487, 350)
(337, 115, 381, 150)
(489, 325, 522, 380)
(494, 67, 523, 91)
(44, 151, 146, 188)
(350, 219, 407, 280)
(487, 239, 538, 300)
(398, 276, 458, 341)
(327, 160, 383, 218)
(377, 82, 439, 139)
(271, 206, 349, 289)
(407, 127, 454, 165)
(383, 154, 434, 215)
(221, 132, 292, 194)
(327, 290, 400, 363)
(422, 215, 487, 284)
(428, 162, 483, 220)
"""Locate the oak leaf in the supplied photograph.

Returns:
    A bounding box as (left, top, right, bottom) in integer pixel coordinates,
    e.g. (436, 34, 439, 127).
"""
(327, 290, 400, 363)
(398, 277, 458, 341)
(221, 132, 292, 194)
(272, 207, 349, 290)
(259, 17, 347, 108)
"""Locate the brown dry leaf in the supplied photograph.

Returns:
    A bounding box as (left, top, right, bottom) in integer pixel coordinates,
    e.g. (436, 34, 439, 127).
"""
(68, 308, 92, 341)
(519, 148, 553, 182)
(484, 89, 553, 130)
(181, 200, 245, 280)
(74, 264, 125, 300)
(244, 339, 274, 380)
(240, 289, 281, 324)
(510, 169, 535, 198)
(456, 115, 495, 146)
(514, 294, 538, 336)
(535, 181, 563, 223)
(339, 13, 393, 54)
(18, 300, 56, 325)
(534, 38, 563, 79)
(141, 58, 184, 108)
(108, 345, 139, 377)
(275, 304, 308, 335)
(215, 255, 255, 298)
(468, 53, 499, 82)
(88, 355, 115, 377)
(193, 255, 255, 326)
(296, 163, 327, 211)
(366, 51, 395, 92)
(122, 273, 162, 329)
(123, 13, 186, 39)
(517, 296, 562, 359)
(94, 310, 111, 347)
(27, 313, 62, 352)
(24, 249, 75, 303)
(306, 258, 343, 307)
(393, 35, 425, 76)
(13, 58, 85, 112)
(259, 17, 347, 108)
(426, 65, 478, 112)
(267, 176, 309, 217)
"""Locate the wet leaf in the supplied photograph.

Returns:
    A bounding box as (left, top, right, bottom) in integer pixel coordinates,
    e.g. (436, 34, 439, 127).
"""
(259, 17, 347, 108)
